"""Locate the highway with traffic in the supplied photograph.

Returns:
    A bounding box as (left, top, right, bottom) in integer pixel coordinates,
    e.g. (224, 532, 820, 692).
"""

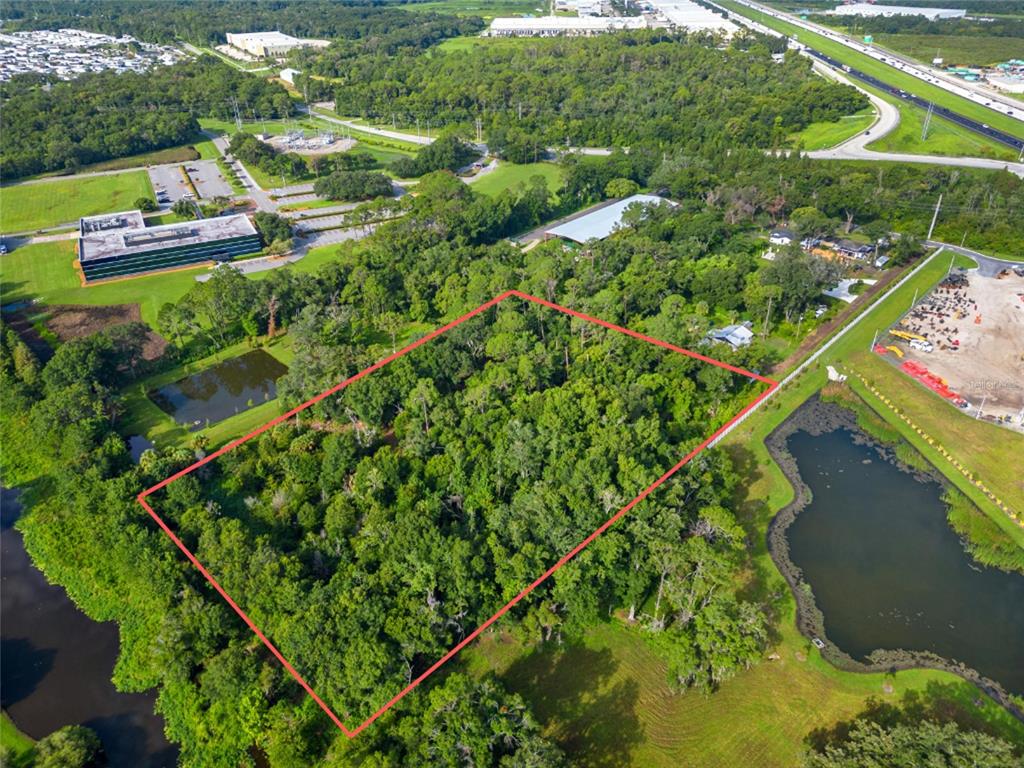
(804, 49, 1024, 153)
(720, 0, 1024, 123)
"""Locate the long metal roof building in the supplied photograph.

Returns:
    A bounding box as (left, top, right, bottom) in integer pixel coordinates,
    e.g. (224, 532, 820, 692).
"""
(544, 194, 677, 243)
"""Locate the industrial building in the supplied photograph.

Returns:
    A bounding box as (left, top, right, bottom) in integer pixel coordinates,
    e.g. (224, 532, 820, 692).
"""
(78, 211, 262, 282)
(488, 15, 651, 37)
(545, 194, 676, 243)
(224, 31, 329, 59)
(828, 3, 965, 20)
(648, 0, 739, 34)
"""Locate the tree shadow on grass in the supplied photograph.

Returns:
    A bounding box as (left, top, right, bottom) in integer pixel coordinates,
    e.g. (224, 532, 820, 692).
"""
(805, 679, 1024, 753)
(501, 643, 643, 768)
(725, 442, 788, 646)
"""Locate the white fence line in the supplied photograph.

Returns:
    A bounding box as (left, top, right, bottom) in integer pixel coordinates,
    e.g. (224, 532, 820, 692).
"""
(709, 246, 946, 447)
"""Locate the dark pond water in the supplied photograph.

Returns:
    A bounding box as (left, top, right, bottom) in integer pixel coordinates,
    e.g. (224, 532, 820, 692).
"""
(1, 488, 177, 766)
(149, 349, 287, 428)
(785, 428, 1024, 694)
(127, 435, 154, 462)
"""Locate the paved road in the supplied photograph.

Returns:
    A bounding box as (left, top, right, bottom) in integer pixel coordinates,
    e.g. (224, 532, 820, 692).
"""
(803, 47, 1023, 152)
(718, 0, 1024, 124)
(925, 241, 1024, 277)
(805, 65, 1024, 177)
(309, 109, 434, 146)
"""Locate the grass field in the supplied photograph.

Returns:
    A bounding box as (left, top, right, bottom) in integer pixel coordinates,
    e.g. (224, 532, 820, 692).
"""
(0, 712, 35, 768)
(873, 34, 1024, 68)
(470, 161, 566, 197)
(1, 172, 155, 233)
(789, 108, 876, 150)
(717, 0, 1024, 141)
(0, 240, 203, 327)
(465, 616, 1023, 767)
(435, 35, 537, 53)
(860, 83, 1020, 160)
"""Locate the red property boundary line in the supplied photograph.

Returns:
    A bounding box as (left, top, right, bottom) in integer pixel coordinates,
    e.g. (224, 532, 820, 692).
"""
(137, 289, 779, 738)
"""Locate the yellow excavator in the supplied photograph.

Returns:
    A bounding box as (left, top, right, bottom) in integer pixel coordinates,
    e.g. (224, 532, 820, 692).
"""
(891, 329, 928, 343)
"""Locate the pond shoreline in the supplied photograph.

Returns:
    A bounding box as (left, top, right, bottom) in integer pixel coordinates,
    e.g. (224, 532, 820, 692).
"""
(765, 394, 1024, 724)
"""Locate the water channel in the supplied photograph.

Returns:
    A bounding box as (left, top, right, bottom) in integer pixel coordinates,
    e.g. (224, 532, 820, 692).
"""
(777, 401, 1024, 695)
(1, 487, 177, 766)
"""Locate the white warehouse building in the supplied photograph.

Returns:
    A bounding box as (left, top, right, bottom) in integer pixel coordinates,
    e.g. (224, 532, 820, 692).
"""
(829, 3, 965, 20)
(225, 31, 329, 58)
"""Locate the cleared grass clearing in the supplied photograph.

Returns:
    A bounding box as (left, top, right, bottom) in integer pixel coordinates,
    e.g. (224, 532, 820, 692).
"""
(470, 161, 565, 197)
(0, 240, 202, 327)
(1, 172, 154, 233)
(717, 0, 1024, 140)
(873, 34, 1024, 69)
(401, 0, 539, 18)
(789, 109, 875, 150)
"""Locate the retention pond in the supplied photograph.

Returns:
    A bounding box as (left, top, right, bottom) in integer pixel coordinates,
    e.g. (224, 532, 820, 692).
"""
(149, 348, 287, 428)
(768, 396, 1024, 699)
(1, 488, 177, 765)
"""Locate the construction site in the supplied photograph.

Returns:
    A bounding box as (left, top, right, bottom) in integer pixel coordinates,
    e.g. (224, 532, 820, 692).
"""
(874, 266, 1024, 432)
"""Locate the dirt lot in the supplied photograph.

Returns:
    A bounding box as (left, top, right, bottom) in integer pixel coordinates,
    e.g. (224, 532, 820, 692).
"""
(46, 304, 167, 360)
(891, 270, 1024, 431)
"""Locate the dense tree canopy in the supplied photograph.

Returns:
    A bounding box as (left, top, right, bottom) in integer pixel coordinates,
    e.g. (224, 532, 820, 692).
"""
(297, 33, 867, 151)
(1, 58, 293, 178)
(804, 720, 1023, 768)
(2, 0, 483, 49)
(313, 170, 394, 201)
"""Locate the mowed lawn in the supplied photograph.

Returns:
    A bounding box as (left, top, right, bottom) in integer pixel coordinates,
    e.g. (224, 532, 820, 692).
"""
(789, 108, 875, 150)
(465, 616, 1024, 767)
(0, 240, 201, 327)
(1, 171, 154, 233)
(470, 162, 565, 197)
(863, 83, 1019, 161)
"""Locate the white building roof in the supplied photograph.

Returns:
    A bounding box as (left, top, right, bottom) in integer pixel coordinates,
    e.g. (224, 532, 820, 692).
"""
(830, 3, 964, 18)
(545, 194, 676, 243)
(490, 15, 649, 33)
(649, 0, 739, 32)
(228, 30, 302, 47)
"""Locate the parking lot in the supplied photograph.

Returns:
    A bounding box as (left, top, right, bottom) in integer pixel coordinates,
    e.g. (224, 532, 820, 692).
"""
(187, 160, 234, 199)
(147, 165, 191, 203)
(147, 161, 234, 204)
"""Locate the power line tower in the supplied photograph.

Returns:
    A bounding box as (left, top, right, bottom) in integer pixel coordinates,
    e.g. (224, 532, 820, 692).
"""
(921, 102, 934, 141)
(231, 97, 242, 132)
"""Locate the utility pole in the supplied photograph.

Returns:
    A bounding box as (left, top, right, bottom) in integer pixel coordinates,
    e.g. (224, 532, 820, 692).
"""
(921, 103, 933, 141)
(475, 116, 483, 144)
(976, 393, 987, 420)
(926, 193, 942, 240)
(870, 328, 878, 352)
(761, 294, 773, 341)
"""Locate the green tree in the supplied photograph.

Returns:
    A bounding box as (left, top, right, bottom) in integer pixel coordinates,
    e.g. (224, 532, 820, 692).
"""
(34, 725, 103, 768)
(804, 720, 1022, 768)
